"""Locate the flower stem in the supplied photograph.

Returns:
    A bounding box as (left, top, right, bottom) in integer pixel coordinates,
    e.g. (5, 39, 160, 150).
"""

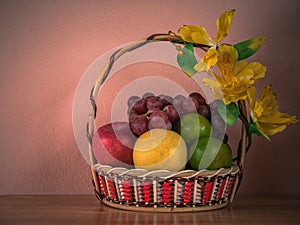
(237, 101, 248, 166)
(232, 100, 249, 198)
(246, 133, 253, 153)
(238, 113, 249, 128)
(237, 105, 254, 154)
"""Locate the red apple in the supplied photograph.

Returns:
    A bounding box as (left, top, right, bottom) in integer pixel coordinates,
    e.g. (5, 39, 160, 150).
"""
(92, 122, 136, 168)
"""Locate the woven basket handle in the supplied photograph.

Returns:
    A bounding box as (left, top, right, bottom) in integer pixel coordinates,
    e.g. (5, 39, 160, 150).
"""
(86, 33, 247, 194)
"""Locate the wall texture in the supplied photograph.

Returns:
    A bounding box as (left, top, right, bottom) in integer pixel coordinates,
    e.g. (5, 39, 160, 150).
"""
(0, 0, 299, 195)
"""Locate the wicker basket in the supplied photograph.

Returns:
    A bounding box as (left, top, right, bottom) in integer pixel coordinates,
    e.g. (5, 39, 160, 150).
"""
(87, 33, 247, 212)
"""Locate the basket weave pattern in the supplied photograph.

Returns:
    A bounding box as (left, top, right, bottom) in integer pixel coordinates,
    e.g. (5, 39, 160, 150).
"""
(93, 165, 239, 211)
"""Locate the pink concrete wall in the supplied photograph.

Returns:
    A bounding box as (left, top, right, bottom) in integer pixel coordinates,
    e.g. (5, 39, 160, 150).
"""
(0, 0, 299, 195)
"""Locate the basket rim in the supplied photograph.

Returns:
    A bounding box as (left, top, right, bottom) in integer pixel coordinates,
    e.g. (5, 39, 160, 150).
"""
(94, 164, 239, 179)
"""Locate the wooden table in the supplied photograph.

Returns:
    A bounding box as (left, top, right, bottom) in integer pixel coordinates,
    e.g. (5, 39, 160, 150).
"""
(0, 195, 299, 225)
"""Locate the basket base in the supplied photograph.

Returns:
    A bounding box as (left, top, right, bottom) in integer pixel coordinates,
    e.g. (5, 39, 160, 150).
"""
(102, 199, 229, 213)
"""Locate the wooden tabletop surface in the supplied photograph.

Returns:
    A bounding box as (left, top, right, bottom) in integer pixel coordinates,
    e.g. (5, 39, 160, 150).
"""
(0, 194, 299, 225)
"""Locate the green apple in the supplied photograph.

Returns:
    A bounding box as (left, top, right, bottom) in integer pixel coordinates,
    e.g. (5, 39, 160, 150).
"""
(174, 113, 211, 143)
(189, 137, 232, 170)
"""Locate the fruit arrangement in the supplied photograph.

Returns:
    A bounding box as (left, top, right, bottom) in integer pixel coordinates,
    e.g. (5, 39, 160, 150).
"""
(93, 91, 233, 172)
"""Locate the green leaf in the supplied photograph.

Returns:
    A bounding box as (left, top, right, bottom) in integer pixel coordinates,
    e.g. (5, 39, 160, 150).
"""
(177, 43, 198, 77)
(234, 36, 266, 61)
(217, 101, 240, 126)
(248, 118, 270, 141)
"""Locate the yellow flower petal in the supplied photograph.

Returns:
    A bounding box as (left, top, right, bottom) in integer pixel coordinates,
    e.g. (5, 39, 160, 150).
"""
(257, 123, 285, 136)
(259, 112, 298, 124)
(235, 68, 255, 83)
(223, 92, 248, 105)
(256, 122, 291, 137)
(249, 85, 298, 138)
(234, 60, 248, 75)
(179, 25, 214, 46)
(201, 45, 263, 105)
(235, 61, 266, 83)
(259, 85, 277, 106)
(244, 62, 267, 80)
(247, 86, 256, 109)
(218, 44, 238, 63)
(253, 101, 264, 118)
(194, 47, 218, 72)
(202, 77, 223, 99)
(202, 77, 218, 89)
(215, 9, 235, 43)
(194, 59, 209, 72)
(194, 45, 237, 72)
(216, 50, 235, 82)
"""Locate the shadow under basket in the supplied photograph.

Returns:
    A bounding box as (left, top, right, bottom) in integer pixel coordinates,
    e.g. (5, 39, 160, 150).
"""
(87, 34, 246, 212)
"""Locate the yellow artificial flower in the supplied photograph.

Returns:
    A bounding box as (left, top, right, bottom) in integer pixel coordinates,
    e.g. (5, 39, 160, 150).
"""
(247, 85, 298, 138)
(202, 46, 266, 104)
(179, 9, 235, 71)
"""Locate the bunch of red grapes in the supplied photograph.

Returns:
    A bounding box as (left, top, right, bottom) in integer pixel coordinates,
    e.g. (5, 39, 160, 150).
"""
(127, 92, 228, 143)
